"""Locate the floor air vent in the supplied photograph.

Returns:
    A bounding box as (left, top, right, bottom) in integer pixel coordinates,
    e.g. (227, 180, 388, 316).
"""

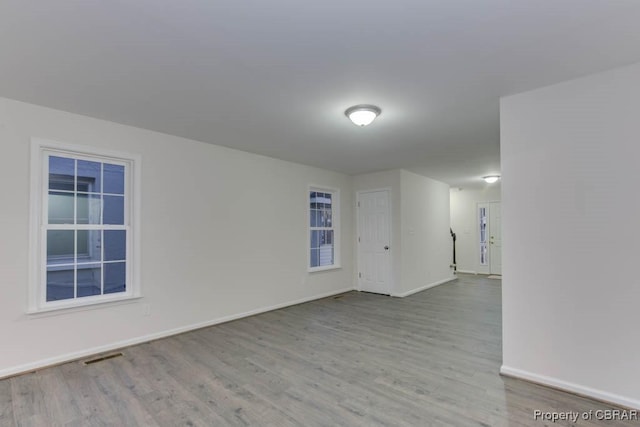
(83, 352, 124, 365)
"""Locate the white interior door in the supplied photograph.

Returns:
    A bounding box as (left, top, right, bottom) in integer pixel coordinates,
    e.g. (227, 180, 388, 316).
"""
(489, 202, 502, 275)
(357, 190, 391, 295)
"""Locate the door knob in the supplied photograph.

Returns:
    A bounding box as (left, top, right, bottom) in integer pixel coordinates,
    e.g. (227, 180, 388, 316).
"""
(384, 246, 390, 250)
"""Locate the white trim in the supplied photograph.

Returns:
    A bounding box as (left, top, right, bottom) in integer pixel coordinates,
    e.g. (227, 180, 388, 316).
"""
(308, 265, 342, 273)
(356, 187, 394, 294)
(32, 137, 141, 162)
(28, 137, 142, 313)
(392, 276, 456, 298)
(24, 297, 143, 319)
(500, 365, 640, 410)
(130, 147, 142, 298)
(456, 269, 477, 274)
(28, 140, 43, 312)
(307, 185, 341, 272)
(0, 286, 354, 380)
(27, 294, 141, 315)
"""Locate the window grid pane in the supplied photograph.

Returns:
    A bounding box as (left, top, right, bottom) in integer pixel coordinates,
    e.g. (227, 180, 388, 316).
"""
(48, 192, 75, 224)
(104, 262, 126, 294)
(103, 164, 125, 195)
(309, 189, 336, 269)
(77, 264, 102, 298)
(46, 267, 74, 302)
(49, 156, 75, 190)
(45, 153, 128, 302)
(77, 160, 101, 193)
(103, 195, 124, 225)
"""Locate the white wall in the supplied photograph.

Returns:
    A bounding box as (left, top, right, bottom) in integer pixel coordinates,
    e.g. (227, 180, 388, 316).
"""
(399, 170, 454, 296)
(501, 62, 640, 409)
(0, 97, 353, 377)
(449, 187, 501, 273)
(353, 169, 454, 296)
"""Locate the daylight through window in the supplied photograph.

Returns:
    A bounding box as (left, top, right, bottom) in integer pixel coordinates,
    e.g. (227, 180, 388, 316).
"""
(30, 140, 139, 312)
(309, 188, 339, 271)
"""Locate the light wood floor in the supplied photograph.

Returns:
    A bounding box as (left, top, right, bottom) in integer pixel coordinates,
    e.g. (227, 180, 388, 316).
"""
(1, 274, 636, 426)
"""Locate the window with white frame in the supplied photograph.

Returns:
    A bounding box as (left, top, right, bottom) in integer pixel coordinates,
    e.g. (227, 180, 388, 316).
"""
(29, 139, 140, 312)
(308, 187, 340, 271)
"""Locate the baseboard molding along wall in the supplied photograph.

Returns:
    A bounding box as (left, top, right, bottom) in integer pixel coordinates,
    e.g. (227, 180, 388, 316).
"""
(0, 286, 354, 380)
(456, 270, 477, 274)
(392, 276, 456, 298)
(500, 365, 640, 410)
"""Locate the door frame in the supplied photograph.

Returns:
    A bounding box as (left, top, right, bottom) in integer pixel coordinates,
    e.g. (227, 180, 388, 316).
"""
(488, 201, 502, 275)
(356, 188, 393, 295)
(476, 200, 501, 275)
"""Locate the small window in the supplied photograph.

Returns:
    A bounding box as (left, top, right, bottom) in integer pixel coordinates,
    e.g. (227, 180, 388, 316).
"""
(29, 139, 140, 313)
(308, 187, 340, 272)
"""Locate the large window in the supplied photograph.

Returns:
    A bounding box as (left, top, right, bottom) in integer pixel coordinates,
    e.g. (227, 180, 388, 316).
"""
(308, 187, 340, 271)
(29, 139, 140, 313)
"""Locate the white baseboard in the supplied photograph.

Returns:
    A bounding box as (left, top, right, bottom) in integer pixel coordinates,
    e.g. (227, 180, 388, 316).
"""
(456, 269, 477, 274)
(500, 365, 640, 410)
(392, 276, 456, 298)
(0, 286, 354, 380)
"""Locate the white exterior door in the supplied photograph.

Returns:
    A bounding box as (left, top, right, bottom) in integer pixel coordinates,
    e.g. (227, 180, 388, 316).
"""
(357, 190, 392, 295)
(489, 202, 502, 275)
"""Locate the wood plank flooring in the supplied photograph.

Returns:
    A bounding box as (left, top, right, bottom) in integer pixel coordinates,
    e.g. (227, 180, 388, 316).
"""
(1, 274, 637, 426)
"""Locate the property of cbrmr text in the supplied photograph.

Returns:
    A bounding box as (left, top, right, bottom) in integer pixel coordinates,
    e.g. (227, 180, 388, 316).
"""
(533, 409, 637, 423)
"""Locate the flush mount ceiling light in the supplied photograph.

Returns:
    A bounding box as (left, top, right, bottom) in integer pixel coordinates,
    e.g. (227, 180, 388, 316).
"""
(345, 104, 381, 126)
(483, 175, 501, 184)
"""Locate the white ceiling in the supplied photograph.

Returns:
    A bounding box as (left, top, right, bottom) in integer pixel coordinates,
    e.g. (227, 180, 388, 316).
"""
(2, 0, 640, 188)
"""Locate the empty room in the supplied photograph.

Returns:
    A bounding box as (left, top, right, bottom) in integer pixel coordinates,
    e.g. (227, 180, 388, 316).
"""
(1, 1, 640, 425)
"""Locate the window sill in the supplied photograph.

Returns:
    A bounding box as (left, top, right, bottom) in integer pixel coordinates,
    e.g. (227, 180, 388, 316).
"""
(27, 294, 142, 318)
(308, 264, 342, 273)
